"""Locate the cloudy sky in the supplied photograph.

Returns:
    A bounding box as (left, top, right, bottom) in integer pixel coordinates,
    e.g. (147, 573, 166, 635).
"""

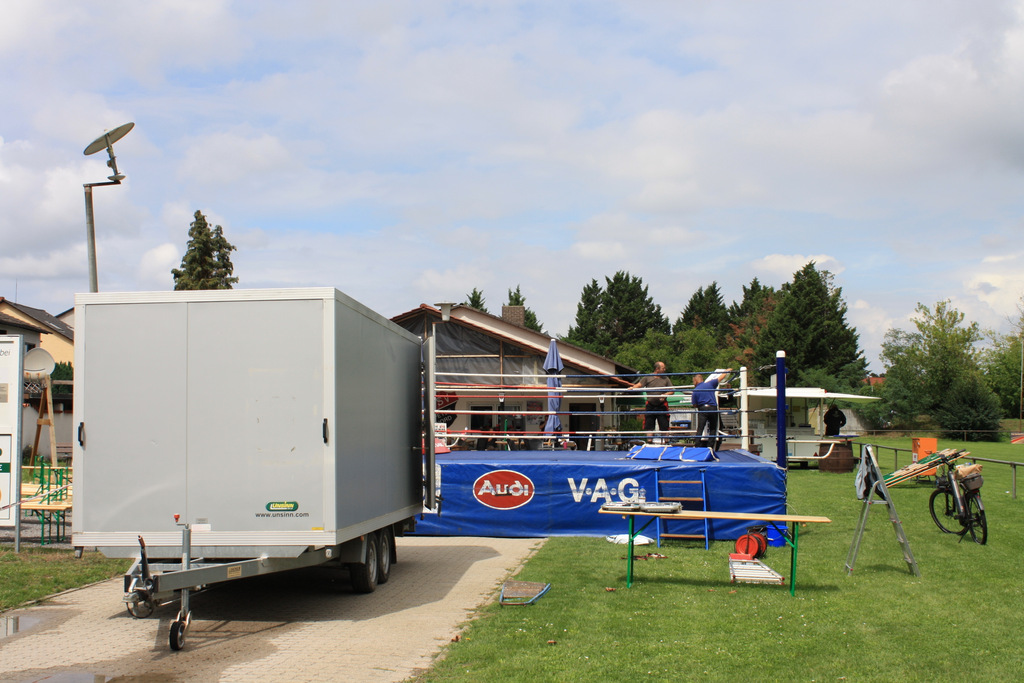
(2, 1, 1023, 371)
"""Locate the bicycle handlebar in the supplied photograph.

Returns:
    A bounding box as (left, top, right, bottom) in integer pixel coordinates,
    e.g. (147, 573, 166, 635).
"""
(934, 451, 969, 468)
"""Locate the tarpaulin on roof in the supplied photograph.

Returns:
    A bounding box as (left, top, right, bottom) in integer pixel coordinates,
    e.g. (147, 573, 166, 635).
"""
(412, 449, 786, 539)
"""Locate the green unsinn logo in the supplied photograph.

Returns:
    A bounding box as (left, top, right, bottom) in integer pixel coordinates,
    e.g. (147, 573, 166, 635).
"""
(266, 501, 299, 512)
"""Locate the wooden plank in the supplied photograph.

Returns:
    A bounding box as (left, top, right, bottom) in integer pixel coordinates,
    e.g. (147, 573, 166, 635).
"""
(884, 448, 968, 487)
(661, 533, 706, 539)
(600, 509, 831, 524)
(22, 503, 73, 512)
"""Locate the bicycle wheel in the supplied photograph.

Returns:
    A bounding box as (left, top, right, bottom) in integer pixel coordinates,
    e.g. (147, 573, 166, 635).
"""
(965, 493, 988, 545)
(929, 488, 959, 534)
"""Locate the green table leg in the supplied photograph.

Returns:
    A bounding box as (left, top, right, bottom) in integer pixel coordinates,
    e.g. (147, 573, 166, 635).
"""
(626, 515, 635, 588)
(789, 522, 800, 596)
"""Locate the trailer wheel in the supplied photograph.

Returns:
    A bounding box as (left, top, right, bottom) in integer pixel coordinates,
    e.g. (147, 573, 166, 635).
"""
(349, 534, 379, 593)
(169, 620, 186, 651)
(377, 528, 394, 585)
(126, 594, 155, 619)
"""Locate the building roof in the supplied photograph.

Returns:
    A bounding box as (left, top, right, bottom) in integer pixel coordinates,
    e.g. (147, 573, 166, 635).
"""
(0, 311, 50, 334)
(0, 298, 74, 341)
(745, 387, 880, 402)
(391, 303, 636, 382)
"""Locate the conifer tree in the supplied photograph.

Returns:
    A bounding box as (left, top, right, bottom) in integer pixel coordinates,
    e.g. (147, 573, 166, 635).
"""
(505, 285, 544, 333)
(674, 281, 729, 343)
(754, 262, 865, 388)
(464, 288, 488, 312)
(565, 271, 669, 359)
(171, 210, 239, 290)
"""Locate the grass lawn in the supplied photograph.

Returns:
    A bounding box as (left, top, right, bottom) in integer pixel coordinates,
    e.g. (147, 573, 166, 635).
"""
(0, 547, 130, 611)
(418, 437, 1024, 682)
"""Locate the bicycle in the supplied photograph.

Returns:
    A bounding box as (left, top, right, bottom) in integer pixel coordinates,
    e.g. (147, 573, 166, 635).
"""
(928, 452, 987, 545)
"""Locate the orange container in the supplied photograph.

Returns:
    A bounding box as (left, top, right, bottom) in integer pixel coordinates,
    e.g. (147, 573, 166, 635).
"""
(912, 437, 937, 462)
(912, 437, 938, 475)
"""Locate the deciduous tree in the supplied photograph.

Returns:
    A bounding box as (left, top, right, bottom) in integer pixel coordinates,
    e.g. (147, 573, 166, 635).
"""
(980, 296, 1024, 420)
(880, 300, 1001, 439)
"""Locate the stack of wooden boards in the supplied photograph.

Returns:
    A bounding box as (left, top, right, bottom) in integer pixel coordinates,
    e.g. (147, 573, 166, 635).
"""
(883, 448, 969, 488)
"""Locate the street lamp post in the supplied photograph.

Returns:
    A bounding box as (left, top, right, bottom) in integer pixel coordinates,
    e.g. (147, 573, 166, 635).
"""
(83, 122, 134, 293)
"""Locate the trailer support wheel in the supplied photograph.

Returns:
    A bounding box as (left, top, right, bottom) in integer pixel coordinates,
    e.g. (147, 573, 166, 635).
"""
(377, 527, 394, 585)
(169, 620, 186, 651)
(349, 533, 379, 593)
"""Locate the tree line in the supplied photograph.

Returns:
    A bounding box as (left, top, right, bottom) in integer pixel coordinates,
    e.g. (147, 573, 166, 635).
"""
(470, 262, 865, 389)
(467, 262, 1020, 441)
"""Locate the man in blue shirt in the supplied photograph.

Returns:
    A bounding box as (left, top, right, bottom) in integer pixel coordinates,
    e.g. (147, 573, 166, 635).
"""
(691, 369, 732, 450)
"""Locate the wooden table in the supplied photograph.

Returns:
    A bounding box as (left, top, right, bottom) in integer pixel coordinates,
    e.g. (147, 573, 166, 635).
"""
(600, 509, 832, 596)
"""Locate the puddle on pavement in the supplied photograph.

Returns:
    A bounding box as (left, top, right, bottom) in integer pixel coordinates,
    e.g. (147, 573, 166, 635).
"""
(1, 616, 181, 682)
(0, 614, 43, 639)
(32, 675, 177, 683)
(21, 675, 110, 683)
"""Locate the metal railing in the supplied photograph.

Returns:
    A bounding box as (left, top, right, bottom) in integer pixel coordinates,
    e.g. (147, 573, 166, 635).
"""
(958, 456, 1019, 500)
(860, 443, 1019, 500)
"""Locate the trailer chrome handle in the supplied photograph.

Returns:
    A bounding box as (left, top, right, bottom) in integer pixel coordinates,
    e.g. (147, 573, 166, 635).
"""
(78, 422, 86, 447)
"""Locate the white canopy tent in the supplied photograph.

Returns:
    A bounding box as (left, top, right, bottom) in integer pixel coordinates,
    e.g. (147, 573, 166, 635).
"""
(738, 387, 880, 453)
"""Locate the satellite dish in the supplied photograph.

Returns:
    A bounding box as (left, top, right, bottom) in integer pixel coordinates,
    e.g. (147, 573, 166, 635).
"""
(84, 122, 135, 156)
(24, 347, 56, 380)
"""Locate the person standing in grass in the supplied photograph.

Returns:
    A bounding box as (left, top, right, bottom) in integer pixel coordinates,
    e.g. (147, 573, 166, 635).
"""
(824, 403, 847, 436)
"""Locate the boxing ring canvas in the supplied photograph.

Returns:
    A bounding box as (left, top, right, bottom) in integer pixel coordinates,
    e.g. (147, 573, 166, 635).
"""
(412, 448, 786, 539)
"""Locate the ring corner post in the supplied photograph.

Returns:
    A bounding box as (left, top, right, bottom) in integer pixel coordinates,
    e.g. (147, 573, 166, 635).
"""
(775, 351, 787, 469)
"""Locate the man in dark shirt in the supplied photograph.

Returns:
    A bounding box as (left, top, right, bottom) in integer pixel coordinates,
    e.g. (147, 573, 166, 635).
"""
(824, 403, 847, 436)
(631, 361, 674, 441)
(692, 369, 732, 450)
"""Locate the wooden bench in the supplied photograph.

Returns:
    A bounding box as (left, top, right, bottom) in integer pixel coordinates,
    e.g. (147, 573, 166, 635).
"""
(21, 500, 73, 544)
(19, 464, 73, 545)
(600, 508, 832, 596)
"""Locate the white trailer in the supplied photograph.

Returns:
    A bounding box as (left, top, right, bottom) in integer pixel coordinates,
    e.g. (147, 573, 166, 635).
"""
(72, 288, 435, 650)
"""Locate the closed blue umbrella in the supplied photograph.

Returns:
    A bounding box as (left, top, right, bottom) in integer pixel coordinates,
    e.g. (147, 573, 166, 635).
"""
(543, 339, 563, 434)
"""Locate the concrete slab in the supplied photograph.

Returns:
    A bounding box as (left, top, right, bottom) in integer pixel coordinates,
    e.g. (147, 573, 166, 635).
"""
(0, 536, 544, 683)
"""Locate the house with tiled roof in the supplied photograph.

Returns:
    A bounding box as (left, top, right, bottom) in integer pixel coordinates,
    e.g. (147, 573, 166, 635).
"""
(391, 303, 637, 448)
(0, 298, 75, 364)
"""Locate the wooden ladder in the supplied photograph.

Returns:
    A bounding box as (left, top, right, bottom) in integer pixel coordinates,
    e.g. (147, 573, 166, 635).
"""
(655, 469, 710, 548)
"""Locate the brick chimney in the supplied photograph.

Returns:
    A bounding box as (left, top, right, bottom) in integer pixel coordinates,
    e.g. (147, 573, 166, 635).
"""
(501, 305, 525, 327)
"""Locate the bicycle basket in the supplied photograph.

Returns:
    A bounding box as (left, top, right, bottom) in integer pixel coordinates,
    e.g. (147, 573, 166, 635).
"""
(961, 473, 984, 491)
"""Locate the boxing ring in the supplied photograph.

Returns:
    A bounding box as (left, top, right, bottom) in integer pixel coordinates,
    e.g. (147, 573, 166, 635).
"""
(417, 343, 789, 540)
(413, 446, 787, 540)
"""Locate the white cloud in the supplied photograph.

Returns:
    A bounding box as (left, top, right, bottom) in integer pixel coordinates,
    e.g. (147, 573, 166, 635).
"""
(4, 0, 1024, 375)
(751, 254, 844, 281)
(137, 243, 180, 289)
